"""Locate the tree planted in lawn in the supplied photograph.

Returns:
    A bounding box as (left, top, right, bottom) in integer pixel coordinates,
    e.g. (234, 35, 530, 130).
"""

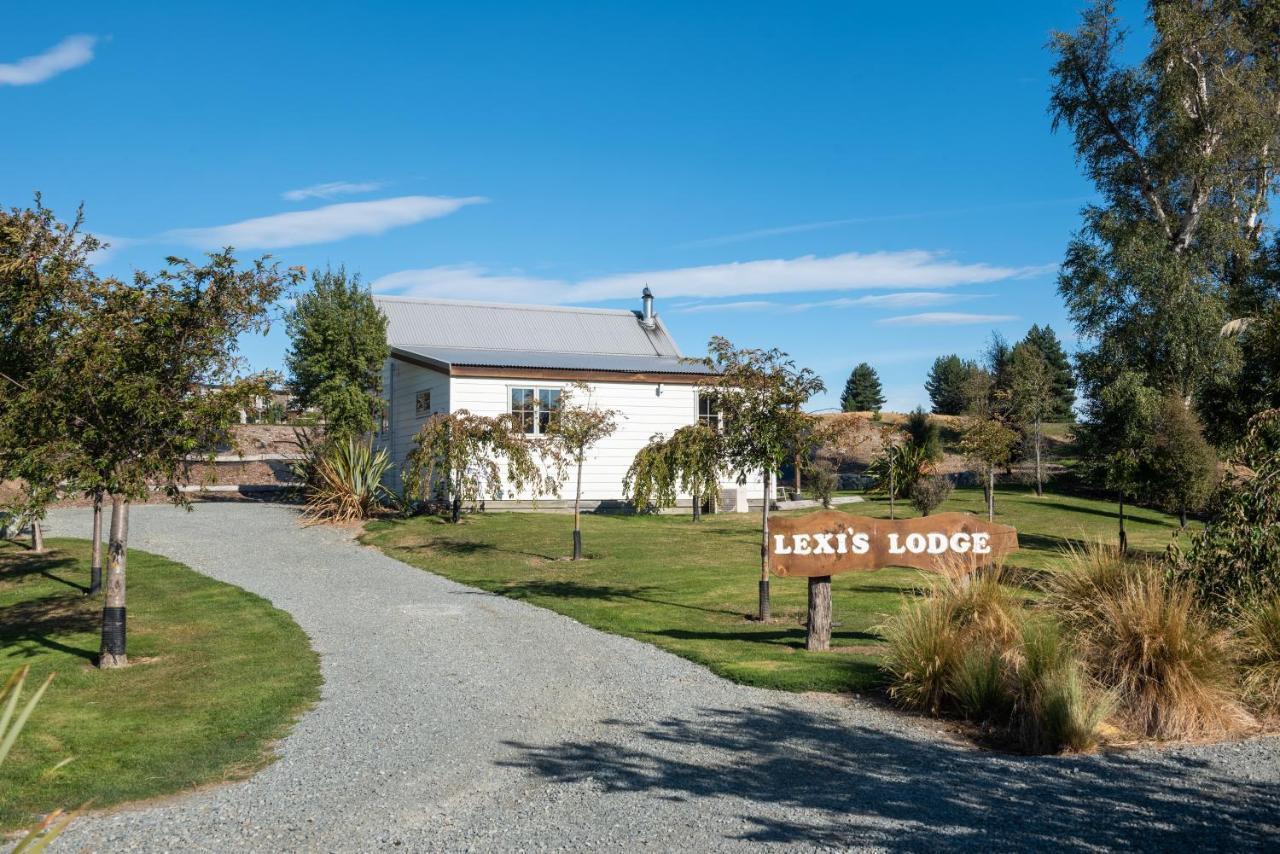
(405, 410, 554, 524)
(1008, 342, 1055, 496)
(1, 208, 297, 668)
(284, 266, 388, 440)
(701, 337, 824, 621)
(544, 383, 619, 559)
(960, 416, 1019, 521)
(1144, 395, 1217, 528)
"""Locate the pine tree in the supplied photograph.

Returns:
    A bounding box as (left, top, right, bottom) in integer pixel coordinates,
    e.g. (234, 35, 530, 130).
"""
(1022, 324, 1076, 420)
(840, 363, 885, 412)
(925, 355, 979, 415)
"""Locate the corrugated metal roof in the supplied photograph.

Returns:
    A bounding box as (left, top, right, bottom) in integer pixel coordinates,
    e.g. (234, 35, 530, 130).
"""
(375, 296, 682, 357)
(392, 345, 715, 376)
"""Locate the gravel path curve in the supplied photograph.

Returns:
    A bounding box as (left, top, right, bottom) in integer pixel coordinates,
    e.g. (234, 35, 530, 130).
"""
(39, 503, 1280, 852)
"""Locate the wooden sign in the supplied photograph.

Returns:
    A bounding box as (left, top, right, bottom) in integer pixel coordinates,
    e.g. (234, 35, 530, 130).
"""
(771, 510, 1019, 654)
(769, 510, 1018, 578)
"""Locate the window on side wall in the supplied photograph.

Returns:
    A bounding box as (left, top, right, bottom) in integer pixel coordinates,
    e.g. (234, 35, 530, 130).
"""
(698, 392, 720, 430)
(510, 386, 562, 434)
(415, 390, 432, 418)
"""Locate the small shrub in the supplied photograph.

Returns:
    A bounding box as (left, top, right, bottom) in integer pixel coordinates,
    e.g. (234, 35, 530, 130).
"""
(1238, 596, 1280, 715)
(910, 475, 953, 517)
(302, 437, 391, 523)
(803, 459, 838, 508)
(1051, 546, 1248, 739)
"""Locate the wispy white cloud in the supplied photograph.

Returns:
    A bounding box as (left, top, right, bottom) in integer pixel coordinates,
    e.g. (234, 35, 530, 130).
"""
(877, 312, 1018, 327)
(0, 35, 97, 86)
(674, 291, 988, 315)
(164, 195, 486, 249)
(678, 198, 1089, 249)
(282, 181, 387, 201)
(374, 251, 1044, 305)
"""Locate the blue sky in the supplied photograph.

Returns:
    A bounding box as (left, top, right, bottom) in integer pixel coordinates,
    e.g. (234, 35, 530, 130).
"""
(2, 1, 1146, 411)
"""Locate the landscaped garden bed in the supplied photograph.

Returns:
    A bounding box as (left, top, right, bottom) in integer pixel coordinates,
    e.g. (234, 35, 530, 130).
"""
(0, 539, 322, 832)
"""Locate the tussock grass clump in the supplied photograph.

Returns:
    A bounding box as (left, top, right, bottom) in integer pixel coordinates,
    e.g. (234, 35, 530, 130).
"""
(883, 569, 1023, 715)
(301, 438, 391, 524)
(1238, 596, 1280, 715)
(1015, 622, 1110, 754)
(1047, 542, 1249, 739)
(949, 647, 1014, 724)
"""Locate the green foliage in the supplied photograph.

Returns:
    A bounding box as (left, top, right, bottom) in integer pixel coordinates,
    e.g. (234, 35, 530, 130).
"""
(623, 434, 678, 512)
(1051, 1, 1279, 425)
(0, 665, 80, 851)
(1021, 324, 1076, 420)
(909, 475, 952, 517)
(1075, 371, 1161, 501)
(301, 438, 391, 523)
(1199, 303, 1280, 447)
(1142, 395, 1218, 522)
(925, 355, 981, 415)
(960, 418, 1019, 475)
(865, 440, 931, 505)
(948, 646, 1013, 725)
(1237, 596, 1280, 715)
(1173, 410, 1280, 614)
(284, 267, 388, 440)
(904, 407, 942, 461)
(840, 362, 885, 412)
(405, 410, 557, 522)
(802, 459, 838, 508)
(1014, 622, 1109, 754)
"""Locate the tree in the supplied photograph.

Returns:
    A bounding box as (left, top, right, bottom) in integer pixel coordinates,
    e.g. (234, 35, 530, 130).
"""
(960, 416, 1019, 521)
(1008, 342, 1056, 496)
(623, 434, 678, 514)
(904, 407, 942, 462)
(1199, 302, 1280, 447)
(1076, 371, 1161, 551)
(702, 337, 824, 621)
(284, 267, 389, 440)
(910, 475, 953, 517)
(1143, 395, 1218, 528)
(840, 363, 885, 413)
(866, 435, 931, 520)
(1051, 1, 1280, 410)
(666, 424, 723, 521)
(543, 383, 619, 560)
(405, 410, 555, 524)
(1021, 324, 1076, 420)
(985, 332, 1014, 407)
(925, 355, 972, 415)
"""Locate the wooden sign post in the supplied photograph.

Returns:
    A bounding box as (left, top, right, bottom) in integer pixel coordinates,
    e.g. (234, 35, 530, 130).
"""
(768, 511, 1018, 651)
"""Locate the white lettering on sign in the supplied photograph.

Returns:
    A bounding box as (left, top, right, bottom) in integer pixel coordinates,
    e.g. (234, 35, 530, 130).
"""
(776, 528, 994, 557)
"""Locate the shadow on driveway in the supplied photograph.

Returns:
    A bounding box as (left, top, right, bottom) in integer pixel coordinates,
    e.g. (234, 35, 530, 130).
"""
(501, 704, 1278, 850)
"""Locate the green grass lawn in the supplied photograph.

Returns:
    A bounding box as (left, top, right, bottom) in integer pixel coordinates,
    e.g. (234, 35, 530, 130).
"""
(0, 538, 321, 831)
(363, 486, 1193, 696)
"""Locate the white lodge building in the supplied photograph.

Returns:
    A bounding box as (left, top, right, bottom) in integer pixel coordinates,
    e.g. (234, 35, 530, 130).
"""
(373, 289, 768, 511)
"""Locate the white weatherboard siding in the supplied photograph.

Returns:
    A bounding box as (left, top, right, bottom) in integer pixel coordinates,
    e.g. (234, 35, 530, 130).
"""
(377, 360, 767, 505)
(377, 360, 450, 488)
(448, 375, 766, 503)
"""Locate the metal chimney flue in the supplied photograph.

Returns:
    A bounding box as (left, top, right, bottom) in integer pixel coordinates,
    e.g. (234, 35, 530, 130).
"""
(641, 285, 655, 327)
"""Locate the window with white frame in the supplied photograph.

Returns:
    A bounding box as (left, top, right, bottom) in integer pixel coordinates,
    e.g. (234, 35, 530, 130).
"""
(510, 386, 562, 434)
(698, 392, 720, 430)
(415, 390, 432, 418)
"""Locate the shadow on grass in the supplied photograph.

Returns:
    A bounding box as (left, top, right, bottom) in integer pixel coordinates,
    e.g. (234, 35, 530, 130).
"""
(0, 593, 99, 661)
(1031, 499, 1176, 529)
(651, 627, 881, 649)
(476, 579, 744, 617)
(0, 553, 86, 593)
(500, 704, 1280, 849)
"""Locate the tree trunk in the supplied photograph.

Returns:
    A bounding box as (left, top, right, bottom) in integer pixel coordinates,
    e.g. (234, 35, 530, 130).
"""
(794, 454, 802, 498)
(987, 466, 995, 521)
(1034, 414, 1043, 497)
(806, 575, 832, 652)
(99, 496, 129, 669)
(1179, 506, 1187, 529)
(89, 492, 103, 596)
(692, 490, 701, 522)
(31, 519, 44, 553)
(450, 468, 463, 523)
(572, 456, 584, 560)
(758, 474, 771, 621)
(888, 466, 895, 520)
(1118, 493, 1128, 554)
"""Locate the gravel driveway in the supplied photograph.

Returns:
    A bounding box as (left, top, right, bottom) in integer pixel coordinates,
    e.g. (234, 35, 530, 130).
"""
(40, 502, 1280, 852)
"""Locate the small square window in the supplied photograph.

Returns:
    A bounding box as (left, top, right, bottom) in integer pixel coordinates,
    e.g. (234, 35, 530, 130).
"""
(510, 386, 562, 434)
(415, 390, 432, 418)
